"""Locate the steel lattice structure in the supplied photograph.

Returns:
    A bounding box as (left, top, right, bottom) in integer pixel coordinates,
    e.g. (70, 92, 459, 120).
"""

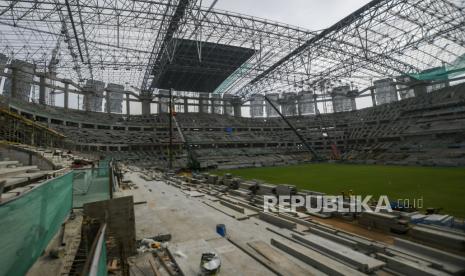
(238, 0, 465, 98)
(0, 0, 464, 99)
(0, 0, 313, 95)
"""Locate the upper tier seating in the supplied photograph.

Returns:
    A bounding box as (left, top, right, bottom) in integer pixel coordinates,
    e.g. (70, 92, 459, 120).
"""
(5, 83, 465, 169)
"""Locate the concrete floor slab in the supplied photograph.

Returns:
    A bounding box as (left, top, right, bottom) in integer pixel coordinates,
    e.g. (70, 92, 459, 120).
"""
(118, 172, 327, 275)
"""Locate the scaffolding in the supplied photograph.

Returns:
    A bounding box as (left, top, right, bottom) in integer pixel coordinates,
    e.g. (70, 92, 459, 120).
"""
(0, 99, 65, 147)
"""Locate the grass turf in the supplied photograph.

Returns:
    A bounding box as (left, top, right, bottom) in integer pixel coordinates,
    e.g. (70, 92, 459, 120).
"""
(212, 163, 465, 218)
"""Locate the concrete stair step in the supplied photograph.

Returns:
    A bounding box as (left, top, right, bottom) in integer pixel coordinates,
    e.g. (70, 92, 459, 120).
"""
(1, 170, 51, 191)
(0, 160, 20, 168)
(0, 165, 39, 178)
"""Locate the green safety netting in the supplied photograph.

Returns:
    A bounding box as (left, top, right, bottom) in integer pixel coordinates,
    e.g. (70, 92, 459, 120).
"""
(97, 236, 108, 276)
(409, 54, 465, 81)
(0, 172, 73, 276)
(98, 158, 112, 169)
(72, 168, 111, 208)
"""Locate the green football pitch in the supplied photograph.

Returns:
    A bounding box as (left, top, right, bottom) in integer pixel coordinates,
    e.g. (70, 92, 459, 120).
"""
(212, 163, 465, 218)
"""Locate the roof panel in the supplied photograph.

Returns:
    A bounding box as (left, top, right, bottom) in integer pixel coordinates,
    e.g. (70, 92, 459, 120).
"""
(155, 39, 255, 92)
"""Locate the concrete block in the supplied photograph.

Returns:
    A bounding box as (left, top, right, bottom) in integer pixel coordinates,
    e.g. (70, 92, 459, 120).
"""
(223, 178, 240, 189)
(358, 212, 398, 231)
(203, 201, 248, 220)
(258, 212, 296, 229)
(257, 183, 276, 195)
(307, 227, 359, 249)
(277, 213, 313, 228)
(207, 174, 218, 185)
(230, 199, 262, 213)
(228, 189, 250, 198)
(376, 253, 449, 276)
(275, 184, 296, 196)
(392, 238, 465, 274)
(292, 233, 385, 272)
(410, 225, 465, 251)
(271, 238, 366, 276)
(239, 181, 258, 190)
(220, 200, 245, 213)
(336, 232, 385, 253)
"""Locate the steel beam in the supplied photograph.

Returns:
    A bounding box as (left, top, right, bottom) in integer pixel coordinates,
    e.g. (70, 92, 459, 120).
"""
(264, 95, 322, 161)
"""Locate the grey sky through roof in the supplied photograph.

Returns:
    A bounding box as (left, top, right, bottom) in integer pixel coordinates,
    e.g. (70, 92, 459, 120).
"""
(207, 0, 372, 31)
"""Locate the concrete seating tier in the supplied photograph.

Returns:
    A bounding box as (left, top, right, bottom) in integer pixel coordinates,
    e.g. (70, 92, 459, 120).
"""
(6, 83, 465, 168)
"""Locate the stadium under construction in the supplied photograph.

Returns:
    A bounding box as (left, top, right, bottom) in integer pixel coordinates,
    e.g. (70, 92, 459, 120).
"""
(0, 0, 465, 275)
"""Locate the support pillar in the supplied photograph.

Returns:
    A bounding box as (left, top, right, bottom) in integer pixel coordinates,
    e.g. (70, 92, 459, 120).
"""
(141, 97, 151, 116)
(199, 97, 204, 113)
(157, 98, 162, 114)
(350, 97, 357, 111)
(106, 91, 111, 113)
(184, 97, 189, 113)
(83, 89, 91, 111)
(233, 103, 241, 117)
(31, 126, 35, 146)
(168, 88, 173, 170)
(39, 75, 46, 105)
(126, 93, 130, 116)
(313, 95, 319, 113)
(230, 96, 242, 117)
(414, 82, 427, 97)
(370, 88, 377, 107)
(211, 99, 215, 114)
(10, 66, 18, 99)
(64, 82, 69, 110)
(84, 97, 90, 111)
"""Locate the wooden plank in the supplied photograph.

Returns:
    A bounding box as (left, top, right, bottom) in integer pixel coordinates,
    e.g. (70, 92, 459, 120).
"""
(227, 236, 312, 276)
(148, 258, 162, 276)
(247, 241, 314, 276)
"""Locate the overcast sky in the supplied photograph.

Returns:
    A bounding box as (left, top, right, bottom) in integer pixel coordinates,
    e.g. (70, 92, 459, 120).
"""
(204, 0, 372, 31)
